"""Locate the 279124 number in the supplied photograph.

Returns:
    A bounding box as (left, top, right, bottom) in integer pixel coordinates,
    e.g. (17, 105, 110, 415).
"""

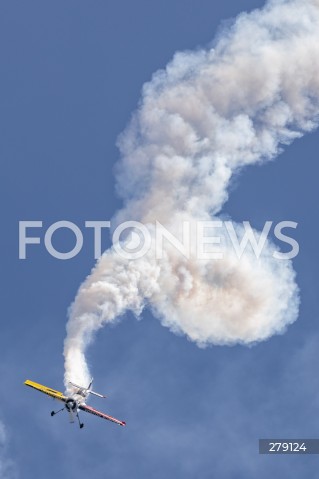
(269, 442, 306, 453)
(259, 439, 319, 454)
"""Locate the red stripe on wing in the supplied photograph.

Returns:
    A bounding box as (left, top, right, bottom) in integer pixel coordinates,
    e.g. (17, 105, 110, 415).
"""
(79, 404, 126, 426)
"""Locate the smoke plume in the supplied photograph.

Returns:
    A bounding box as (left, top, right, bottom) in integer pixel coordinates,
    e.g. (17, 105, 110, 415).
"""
(64, 0, 319, 391)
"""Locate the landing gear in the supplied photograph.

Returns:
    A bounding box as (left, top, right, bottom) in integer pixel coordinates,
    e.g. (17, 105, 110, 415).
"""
(50, 407, 65, 417)
(50, 399, 84, 429)
(76, 411, 84, 429)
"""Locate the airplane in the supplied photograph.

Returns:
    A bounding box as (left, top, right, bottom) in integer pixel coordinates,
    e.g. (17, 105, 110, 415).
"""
(24, 379, 126, 429)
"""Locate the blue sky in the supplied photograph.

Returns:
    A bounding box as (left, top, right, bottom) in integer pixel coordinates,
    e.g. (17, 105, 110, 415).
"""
(1, 0, 319, 477)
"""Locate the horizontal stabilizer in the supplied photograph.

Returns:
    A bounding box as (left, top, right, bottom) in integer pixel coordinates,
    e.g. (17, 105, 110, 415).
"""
(68, 381, 106, 399)
(88, 390, 107, 399)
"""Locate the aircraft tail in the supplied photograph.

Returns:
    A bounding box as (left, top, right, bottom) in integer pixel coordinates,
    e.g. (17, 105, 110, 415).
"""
(87, 378, 106, 398)
(88, 390, 106, 398)
(69, 379, 106, 399)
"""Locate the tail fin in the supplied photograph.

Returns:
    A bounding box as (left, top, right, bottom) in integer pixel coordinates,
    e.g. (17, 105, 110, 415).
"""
(88, 378, 94, 390)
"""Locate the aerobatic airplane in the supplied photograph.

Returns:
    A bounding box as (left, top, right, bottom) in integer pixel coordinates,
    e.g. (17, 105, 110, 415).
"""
(24, 379, 126, 429)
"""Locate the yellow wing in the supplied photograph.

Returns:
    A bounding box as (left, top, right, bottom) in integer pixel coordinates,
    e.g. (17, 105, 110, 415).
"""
(24, 380, 67, 403)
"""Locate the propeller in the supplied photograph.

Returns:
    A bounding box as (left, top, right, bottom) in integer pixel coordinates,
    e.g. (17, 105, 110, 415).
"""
(68, 410, 75, 424)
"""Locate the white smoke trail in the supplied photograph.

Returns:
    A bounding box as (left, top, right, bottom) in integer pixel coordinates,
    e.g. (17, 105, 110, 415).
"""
(64, 0, 319, 391)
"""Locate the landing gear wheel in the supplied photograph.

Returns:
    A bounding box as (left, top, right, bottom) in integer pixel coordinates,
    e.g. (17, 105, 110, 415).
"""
(51, 411, 55, 417)
(80, 423, 84, 429)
